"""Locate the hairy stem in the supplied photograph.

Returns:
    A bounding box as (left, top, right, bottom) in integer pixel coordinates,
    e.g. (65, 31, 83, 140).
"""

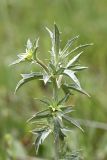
(53, 78, 58, 103)
(52, 78, 59, 160)
(54, 132, 59, 160)
(36, 57, 49, 73)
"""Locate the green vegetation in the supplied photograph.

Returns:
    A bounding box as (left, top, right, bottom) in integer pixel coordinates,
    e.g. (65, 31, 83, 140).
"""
(0, 0, 107, 159)
(10, 23, 92, 159)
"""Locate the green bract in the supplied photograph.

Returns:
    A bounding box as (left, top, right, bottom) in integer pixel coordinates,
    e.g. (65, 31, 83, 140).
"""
(10, 24, 92, 159)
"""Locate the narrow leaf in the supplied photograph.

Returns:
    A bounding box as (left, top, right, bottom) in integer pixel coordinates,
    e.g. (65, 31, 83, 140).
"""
(56, 75, 63, 88)
(34, 98, 50, 105)
(64, 83, 90, 97)
(27, 39, 32, 50)
(49, 62, 56, 73)
(71, 66, 88, 71)
(35, 128, 51, 154)
(46, 27, 53, 40)
(64, 69, 81, 87)
(46, 27, 55, 62)
(56, 67, 65, 75)
(32, 38, 39, 60)
(27, 109, 50, 122)
(69, 43, 93, 54)
(61, 35, 79, 56)
(9, 58, 25, 66)
(43, 71, 50, 84)
(15, 72, 42, 93)
(66, 51, 83, 68)
(63, 115, 84, 132)
(54, 23, 60, 55)
(57, 93, 70, 105)
(60, 106, 74, 114)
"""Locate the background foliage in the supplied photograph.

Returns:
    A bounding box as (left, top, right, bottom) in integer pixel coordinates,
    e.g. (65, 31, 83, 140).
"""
(0, 0, 107, 159)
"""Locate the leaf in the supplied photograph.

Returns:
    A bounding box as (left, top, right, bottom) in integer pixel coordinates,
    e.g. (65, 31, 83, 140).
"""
(61, 35, 79, 57)
(56, 67, 65, 75)
(54, 23, 60, 55)
(63, 69, 81, 87)
(9, 57, 25, 66)
(53, 117, 61, 141)
(27, 39, 32, 50)
(61, 83, 70, 94)
(27, 109, 51, 122)
(54, 116, 66, 142)
(60, 106, 74, 114)
(46, 27, 55, 62)
(63, 115, 84, 132)
(32, 38, 39, 60)
(57, 93, 70, 105)
(43, 71, 50, 84)
(49, 62, 56, 73)
(56, 75, 63, 88)
(68, 43, 93, 55)
(66, 51, 83, 68)
(15, 72, 42, 93)
(35, 128, 51, 154)
(34, 98, 50, 105)
(46, 24, 60, 64)
(61, 127, 72, 135)
(46, 27, 53, 40)
(63, 83, 90, 97)
(71, 66, 88, 71)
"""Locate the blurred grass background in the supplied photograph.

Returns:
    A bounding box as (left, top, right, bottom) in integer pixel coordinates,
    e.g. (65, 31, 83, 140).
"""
(0, 0, 107, 159)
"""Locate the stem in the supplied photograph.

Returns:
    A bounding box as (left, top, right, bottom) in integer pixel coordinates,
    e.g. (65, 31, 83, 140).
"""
(53, 78, 58, 103)
(54, 117, 60, 160)
(52, 78, 59, 160)
(54, 134, 59, 160)
(36, 57, 49, 73)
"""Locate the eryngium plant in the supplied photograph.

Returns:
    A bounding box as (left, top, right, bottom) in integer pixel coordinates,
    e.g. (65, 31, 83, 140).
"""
(10, 24, 93, 159)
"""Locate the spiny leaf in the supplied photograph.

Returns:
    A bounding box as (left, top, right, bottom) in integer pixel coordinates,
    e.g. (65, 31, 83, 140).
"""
(34, 98, 50, 105)
(31, 127, 48, 134)
(71, 66, 88, 71)
(32, 38, 39, 60)
(61, 35, 79, 56)
(43, 71, 50, 84)
(15, 72, 42, 93)
(27, 39, 32, 50)
(61, 83, 70, 94)
(46, 27, 55, 63)
(63, 83, 90, 97)
(63, 69, 81, 87)
(53, 117, 61, 141)
(66, 51, 83, 68)
(56, 75, 63, 88)
(56, 67, 65, 75)
(67, 43, 93, 56)
(63, 115, 84, 132)
(49, 62, 56, 73)
(27, 109, 51, 122)
(46, 27, 53, 40)
(53, 116, 66, 141)
(60, 106, 74, 114)
(54, 23, 60, 55)
(35, 128, 51, 154)
(9, 58, 25, 66)
(57, 93, 70, 105)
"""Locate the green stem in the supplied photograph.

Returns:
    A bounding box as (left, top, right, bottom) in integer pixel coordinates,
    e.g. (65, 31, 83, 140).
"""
(52, 78, 59, 160)
(54, 131, 59, 160)
(53, 78, 58, 103)
(36, 57, 49, 73)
